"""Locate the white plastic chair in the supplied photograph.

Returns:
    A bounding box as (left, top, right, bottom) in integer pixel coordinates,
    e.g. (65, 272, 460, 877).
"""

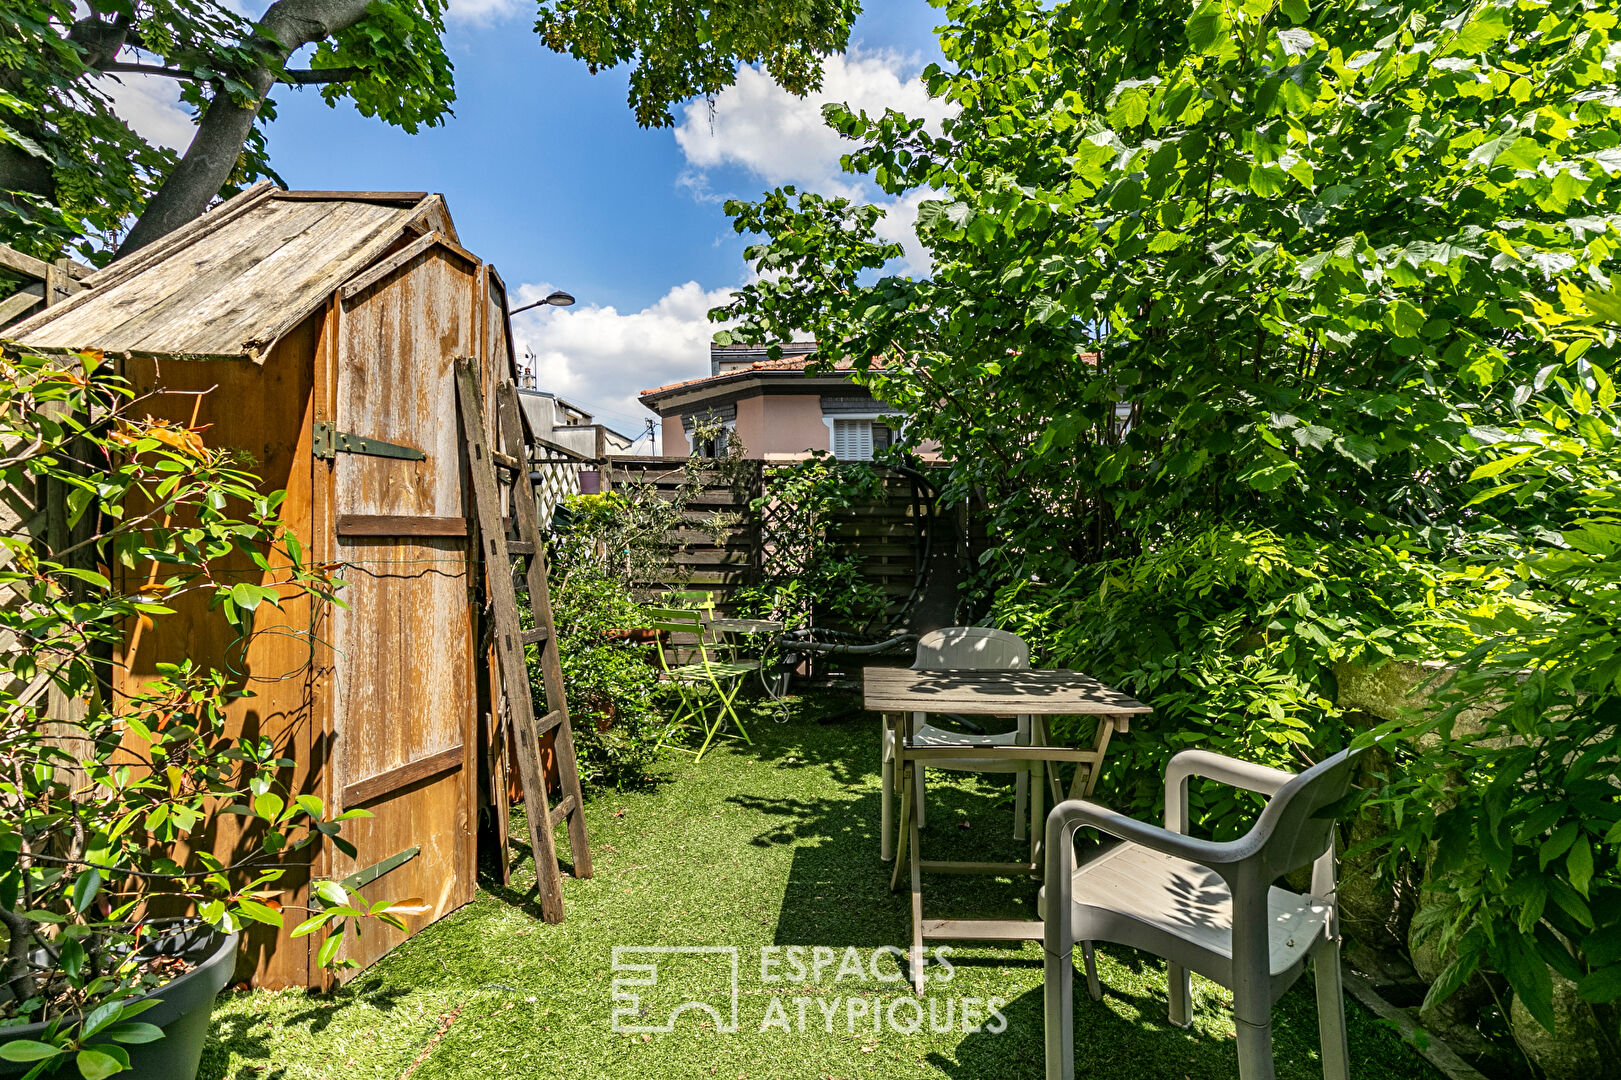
(880, 627, 1034, 861)
(1042, 747, 1361, 1080)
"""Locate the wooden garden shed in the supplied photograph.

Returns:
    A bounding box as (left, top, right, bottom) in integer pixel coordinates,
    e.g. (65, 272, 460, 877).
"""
(10, 183, 522, 987)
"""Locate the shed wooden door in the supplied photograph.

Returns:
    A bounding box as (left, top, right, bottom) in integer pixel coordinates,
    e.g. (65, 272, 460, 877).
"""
(322, 245, 483, 973)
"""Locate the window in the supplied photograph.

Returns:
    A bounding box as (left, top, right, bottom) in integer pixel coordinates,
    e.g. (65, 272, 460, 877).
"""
(692, 420, 735, 458)
(831, 418, 891, 461)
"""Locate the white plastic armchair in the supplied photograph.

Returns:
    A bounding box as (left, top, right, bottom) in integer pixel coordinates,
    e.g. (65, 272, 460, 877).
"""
(1042, 748, 1362, 1080)
(880, 627, 1034, 861)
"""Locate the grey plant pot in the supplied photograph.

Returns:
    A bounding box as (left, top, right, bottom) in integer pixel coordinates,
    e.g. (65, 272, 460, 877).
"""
(0, 924, 239, 1080)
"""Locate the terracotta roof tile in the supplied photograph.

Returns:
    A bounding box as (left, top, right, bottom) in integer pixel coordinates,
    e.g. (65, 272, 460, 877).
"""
(639, 352, 873, 399)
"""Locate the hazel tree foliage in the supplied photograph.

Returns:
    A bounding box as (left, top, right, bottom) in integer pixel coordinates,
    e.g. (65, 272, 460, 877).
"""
(715, 0, 1621, 574)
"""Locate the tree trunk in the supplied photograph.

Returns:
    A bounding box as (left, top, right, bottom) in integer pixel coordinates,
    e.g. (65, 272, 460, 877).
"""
(115, 0, 374, 257)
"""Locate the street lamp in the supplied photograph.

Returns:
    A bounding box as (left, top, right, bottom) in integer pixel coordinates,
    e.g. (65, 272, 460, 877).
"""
(509, 290, 576, 317)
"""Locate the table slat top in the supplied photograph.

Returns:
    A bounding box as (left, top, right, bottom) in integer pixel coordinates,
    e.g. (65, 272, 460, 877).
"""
(705, 617, 784, 634)
(863, 667, 1151, 716)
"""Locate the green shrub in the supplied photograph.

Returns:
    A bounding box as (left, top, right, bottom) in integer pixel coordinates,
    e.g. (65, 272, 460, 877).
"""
(994, 528, 1521, 836)
(530, 570, 673, 790)
(1360, 357, 1621, 1033)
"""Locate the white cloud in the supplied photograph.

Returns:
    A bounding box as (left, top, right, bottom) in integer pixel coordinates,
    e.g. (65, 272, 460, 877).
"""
(510, 48, 957, 434)
(444, 0, 522, 22)
(511, 280, 736, 443)
(95, 72, 195, 152)
(674, 48, 952, 198)
(673, 48, 954, 276)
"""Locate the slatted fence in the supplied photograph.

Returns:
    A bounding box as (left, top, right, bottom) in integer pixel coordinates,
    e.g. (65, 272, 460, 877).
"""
(602, 457, 763, 610)
(602, 457, 941, 627)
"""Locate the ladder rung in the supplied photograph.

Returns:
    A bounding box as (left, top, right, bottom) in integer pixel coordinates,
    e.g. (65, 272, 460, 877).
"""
(507, 540, 535, 555)
(536, 709, 565, 735)
(492, 449, 523, 471)
(521, 627, 550, 646)
(548, 794, 577, 826)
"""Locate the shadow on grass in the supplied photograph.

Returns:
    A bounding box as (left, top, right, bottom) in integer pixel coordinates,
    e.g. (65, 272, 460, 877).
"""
(935, 951, 1445, 1080)
(198, 981, 414, 1080)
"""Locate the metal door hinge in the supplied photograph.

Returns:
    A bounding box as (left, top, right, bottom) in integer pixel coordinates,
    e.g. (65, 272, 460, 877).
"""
(314, 421, 425, 461)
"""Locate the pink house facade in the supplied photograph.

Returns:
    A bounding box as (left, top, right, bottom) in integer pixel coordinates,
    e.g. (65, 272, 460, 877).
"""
(640, 343, 922, 461)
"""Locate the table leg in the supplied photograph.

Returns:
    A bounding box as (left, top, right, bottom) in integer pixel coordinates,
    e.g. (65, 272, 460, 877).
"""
(1068, 718, 1119, 801)
(909, 801, 925, 996)
(890, 760, 913, 894)
(1036, 717, 1066, 809)
(880, 714, 895, 862)
(1030, 753, 1045, 868)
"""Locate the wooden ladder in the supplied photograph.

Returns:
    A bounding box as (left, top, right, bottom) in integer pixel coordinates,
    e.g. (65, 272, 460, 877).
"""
(455, 358, 591, 922)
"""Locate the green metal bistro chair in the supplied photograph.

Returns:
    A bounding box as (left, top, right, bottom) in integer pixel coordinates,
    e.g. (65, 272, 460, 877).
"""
(662, 590, 719, 616)
(647, 606, 758, 761)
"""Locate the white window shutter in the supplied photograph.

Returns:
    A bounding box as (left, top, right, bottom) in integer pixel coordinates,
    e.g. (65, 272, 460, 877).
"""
(833, 419, 876, 460)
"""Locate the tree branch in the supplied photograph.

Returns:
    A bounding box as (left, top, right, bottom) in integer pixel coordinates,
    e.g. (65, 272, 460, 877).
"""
(117, 0, 377, 255)
(99, 61, 204, 81)
(281, 66, 362, 84)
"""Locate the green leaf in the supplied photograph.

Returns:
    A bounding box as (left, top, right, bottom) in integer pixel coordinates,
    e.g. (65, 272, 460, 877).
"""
(75, 1047, 128, 1080)
(1495, 137, 1545, 171)
(254, 792, 285, 822)
(317, 928, 344, 968)
(104, 1023, 165, 1045)
(72, 868, 102, 913)
(291, 913, 331, 938)
(1567, 835, 1594, 895)
(1447, 4, 1510, 54)
(1387, 299, 1425, 338)
(1469, 449, 1537, 482)
(1108, 87, 1149, 128)
(1500, 930, 1556, 1032)
(1578, 966, 1621, 1004)
(0, 1041, 61, 1062)
(1185, 0, 1233, 55)
(236, 899, 284, 927)
(81, 1000, 123, 1039)
(1291, 424, 1334, 450)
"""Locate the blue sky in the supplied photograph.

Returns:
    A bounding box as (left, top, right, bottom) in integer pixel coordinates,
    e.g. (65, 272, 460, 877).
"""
(106, 1, 952, 445)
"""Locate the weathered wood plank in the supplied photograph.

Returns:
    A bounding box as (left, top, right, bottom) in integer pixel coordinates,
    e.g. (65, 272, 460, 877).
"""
(339, 231, 444, 300)
(81, 181, 279, 291)
(21, 199, 335, 352)
(342, 744, 464, 808)
(275, 190, 428, 203)
(336, 514, 467, 538)
(0, 245, 53, 279)
(0, 288, 44, 325)
(920, 918, 1043, 940)
(863, 668, 1151, 716)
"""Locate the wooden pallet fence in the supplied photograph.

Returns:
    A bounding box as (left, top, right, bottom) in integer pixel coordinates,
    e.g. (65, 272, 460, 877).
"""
(602, 457, 764, 611)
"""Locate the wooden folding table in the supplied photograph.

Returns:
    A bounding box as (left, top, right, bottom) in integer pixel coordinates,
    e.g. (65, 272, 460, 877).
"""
(863, 667, 1151, 991)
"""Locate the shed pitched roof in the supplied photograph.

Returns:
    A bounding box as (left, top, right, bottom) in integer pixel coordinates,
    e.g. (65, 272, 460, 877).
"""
(12, 183, 464, 361)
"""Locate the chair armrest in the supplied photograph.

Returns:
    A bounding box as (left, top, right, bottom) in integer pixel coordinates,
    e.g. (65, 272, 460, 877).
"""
(1042, 799, 1239, 955)
(1164, 750, 1296, 833)
(1044, 800, 1237, 878)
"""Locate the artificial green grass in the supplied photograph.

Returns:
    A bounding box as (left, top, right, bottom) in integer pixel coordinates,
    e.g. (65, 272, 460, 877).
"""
(200, 693, 1443, 1080)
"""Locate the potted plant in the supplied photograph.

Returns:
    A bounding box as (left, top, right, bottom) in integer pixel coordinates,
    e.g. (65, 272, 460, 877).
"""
(0, 347, 412, 1079)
